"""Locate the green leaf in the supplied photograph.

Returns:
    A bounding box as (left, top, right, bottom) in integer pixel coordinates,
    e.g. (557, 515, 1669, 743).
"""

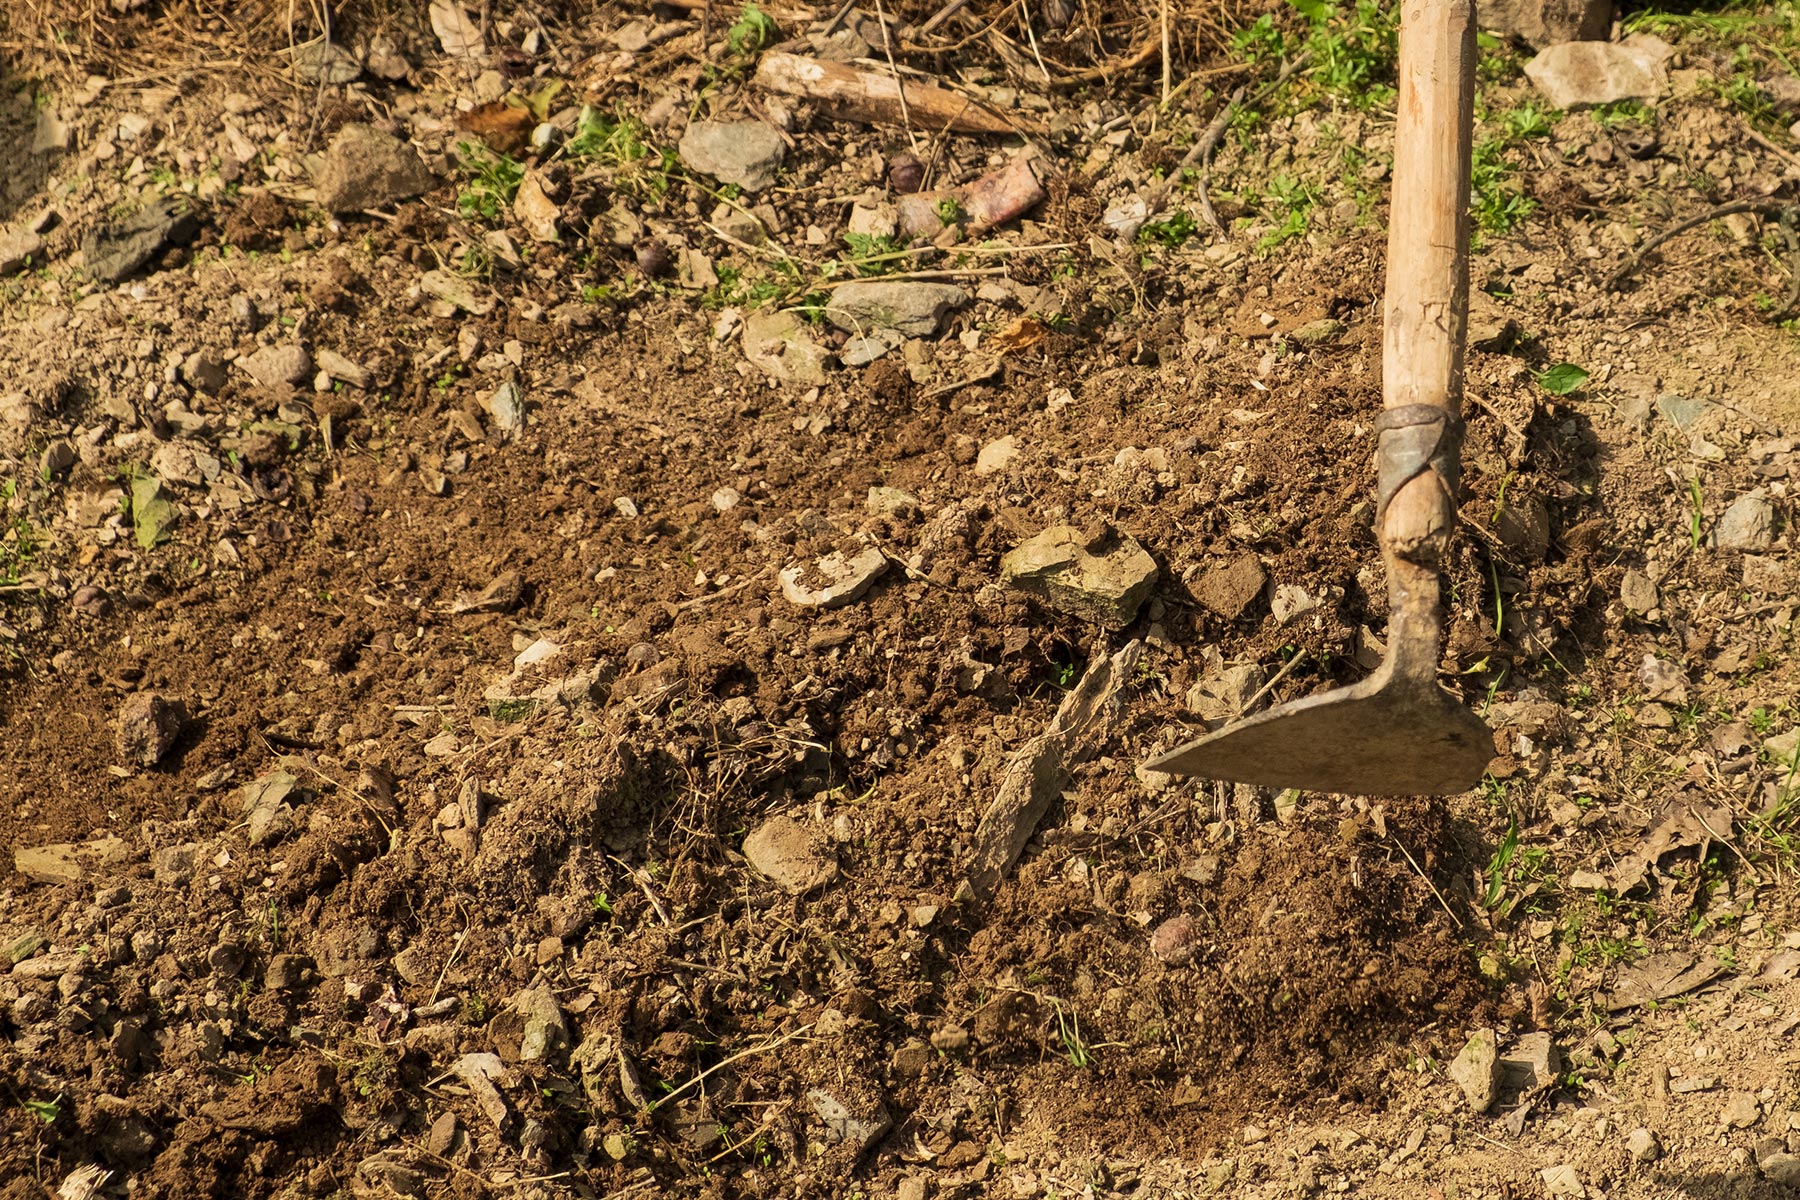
(128, 467, 178, 549)
(1536, 362, 1589, 395)
(1287, 0, 1331, 22)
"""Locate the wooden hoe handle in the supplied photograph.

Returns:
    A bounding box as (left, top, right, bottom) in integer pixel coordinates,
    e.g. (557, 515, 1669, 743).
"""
(1377, 0, 1476, 571)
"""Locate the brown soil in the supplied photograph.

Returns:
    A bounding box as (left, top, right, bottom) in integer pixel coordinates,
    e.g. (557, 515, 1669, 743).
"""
(0, 2, 1798, 1199)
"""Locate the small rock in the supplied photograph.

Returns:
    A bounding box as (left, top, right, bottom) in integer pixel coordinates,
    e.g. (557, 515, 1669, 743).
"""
(117, 692, 183, 767)
(825, 281, 969, 337)
(1468, 290, 1520, 351)
(974, 435, 1019, 475)
(711, 487, 741, 513)
(1270, 583, 1320, 626)
(1448, 1029, 1501, 1112)
(779, 547, 888, 609)
(866, 486, 919, 516)
(742, 308, 829, 385)
(37, 438, 75, 478)
(426, 1112, 460, 1157)
(14, 836, 125, 887)
(0, 229, 42, 275)
(1524, 36, 1671, 108)
(1149, 914, 1201, 965)
(1637, 654, 1689, 702)
(1626, 1126, 1661, 1163)
(1288, 317, 1345, 345)
(1539, 1164, 1584, 1198)
(1619, 568, 1658, 615)
(1656, 392, 1708, 429)
(239, 344, 313, 391)
(512, 986, 569, 1063)
(1764, 1153, 1800, 1186)
(1724, 1091, 1762, 1129)
(1499, 1031, 1560, 1093)
(1191, 554, 1267, 620)
(1495, 491, 1552, 561)
(929, 1024, 969, 1053)
(999, 524, 1159, 629)
(82, 196, 200, 283)
(677, 120, 786, 192)
(742, 814, 839, 894)
(264, 954, 312, 991)
(1712, 491, 1778, 552)
(1478, 0, 1609, 48)
(806, 1087, 891, 1153)
(315, 349, 371, 389)
(313, 124, 438, 212)
(154, 843, 202, 886)
(1186, 663, 1265, 722)
(357, 1154, 425, 1198)
(181, 350, 228, 394)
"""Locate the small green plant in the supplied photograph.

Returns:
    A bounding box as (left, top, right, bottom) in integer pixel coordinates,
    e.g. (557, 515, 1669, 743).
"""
(726, 3, 779, 58)
(23, 1098, 60, 1124)
(591, 891, 613, 916)
(1504, 99, 1557, 141)
(1138, 209, 1199, 249)
(454, 141, 523, 222)
(1253, 174, 1318, 255)
(1687, 477, 1705, 549)
(1592, 99, 1654, 127)
(935, 196, 965, 226)
(1535, 362, 1590, 395)
(1053, 1002, 1094, 1068)
(1471, 137, 1537, 237)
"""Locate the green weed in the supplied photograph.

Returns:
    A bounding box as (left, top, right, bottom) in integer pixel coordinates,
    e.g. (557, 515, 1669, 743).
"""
(1138, 209, 1199, 249)
(454, 141, 523, 222)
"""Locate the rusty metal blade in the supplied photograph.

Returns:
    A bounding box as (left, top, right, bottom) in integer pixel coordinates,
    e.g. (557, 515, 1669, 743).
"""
(1145, 673, 1493, 796)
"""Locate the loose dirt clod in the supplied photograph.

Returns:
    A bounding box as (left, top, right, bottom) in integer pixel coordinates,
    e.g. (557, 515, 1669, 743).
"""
(115, 692, 183, 767)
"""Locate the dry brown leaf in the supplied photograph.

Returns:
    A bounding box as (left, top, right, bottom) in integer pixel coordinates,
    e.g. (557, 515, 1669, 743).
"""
(456, 100, 533, 155)
(990, 317, 1048, 354)
(430, 0, 486, 59)
(1608, 795, 1735, 893)
(1603, 951, 1723, 1011)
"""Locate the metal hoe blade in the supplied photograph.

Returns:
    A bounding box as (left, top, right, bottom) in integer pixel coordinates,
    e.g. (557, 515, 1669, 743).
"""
(1144, 657, 1493, 797)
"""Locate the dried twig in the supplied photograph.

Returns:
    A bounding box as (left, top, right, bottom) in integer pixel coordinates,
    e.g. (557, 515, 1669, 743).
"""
(648, 1024, 815, 1111)
(1605, 198, 1791, 291)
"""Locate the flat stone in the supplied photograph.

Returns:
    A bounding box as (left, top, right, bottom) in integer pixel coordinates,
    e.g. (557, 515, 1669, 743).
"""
(1468, 290, 1520, 351)
(779, 547, 887, 609)
(1713, 491, 1778, 552)
(313, 124, 437, 212)
(1186, 663, 1265, 722)
(117, 692, 183, 766)
(974, 435, 1019, 475)
(999, 524, 1158, 629)
(677, 120, 786, 192)
(1525, 36, 1671, 108)
(742, 813, 839, 894)
(1620, 568, 1658, 615)
(182, 350, 228, 394)
(315, 348, 371, 389)
(239, 344, 313, 391)
(1449, 1029, 1501, 1112)
(742, 309, 829, 385)
(1656, 392, 1707, 428)
(82, 196, 200, 283)
(1764, 1153, 1800, 1186)
(1499, 1031, 1560, 1093)
(1191, 554, 1267, 620)
(0, 229, 42, 275)
(806, 1086, 891, 1153)
(1723, 1091, 1762, 1129)
(825, 281, 969, 337)
(14, 836, 126, 886)
(1540, 1164, 1584, 1198)
(866, 486, 919, 516)
(512, 986, 569, 1063)
(1478, 0, 1609, 48)
(1626, 1126, 1661, 1163)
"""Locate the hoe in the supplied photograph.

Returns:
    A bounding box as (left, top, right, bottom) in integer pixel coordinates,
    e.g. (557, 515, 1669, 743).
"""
(1148, 0, 1494, 796)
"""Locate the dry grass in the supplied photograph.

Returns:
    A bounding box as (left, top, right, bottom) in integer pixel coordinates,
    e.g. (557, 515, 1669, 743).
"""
(3, 0, 1260, 101)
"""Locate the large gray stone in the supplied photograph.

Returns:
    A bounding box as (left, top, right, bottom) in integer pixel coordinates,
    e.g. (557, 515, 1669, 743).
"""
(313, 124, 437, 213)
(82, 196, 200, 283)
(1449, 1028, 1501, 1112)
(1712, 491, 1778, 552)
(1000, 524, 1158, 629)
(824, 281, 969, 337)
(1479, 0, 1609, 49)
(1525, 36, 1671, 108)
(677, 120, 786, 192)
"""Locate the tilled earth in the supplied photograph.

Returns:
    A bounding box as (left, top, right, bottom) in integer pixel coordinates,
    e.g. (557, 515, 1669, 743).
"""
(1, 3, 1799, 1199)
